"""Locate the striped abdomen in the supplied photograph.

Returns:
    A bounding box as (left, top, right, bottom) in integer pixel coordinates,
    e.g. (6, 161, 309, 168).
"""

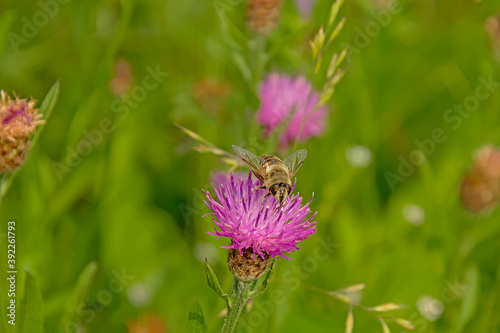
(259, 155, 291, 187)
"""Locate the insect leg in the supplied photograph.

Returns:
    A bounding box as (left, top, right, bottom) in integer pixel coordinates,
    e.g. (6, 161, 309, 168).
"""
(274, 195, 288, 212)
(260, 192, 270, 210)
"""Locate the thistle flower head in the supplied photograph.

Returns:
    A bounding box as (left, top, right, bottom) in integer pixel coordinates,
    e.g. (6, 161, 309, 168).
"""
(210, 171, 248, 188)
(257, 73, 327, 149)
(246, 0, 282, 35)
(0, 91, 44, 173)
(203, 172, 317, 260)
(460, 144, 500, 213)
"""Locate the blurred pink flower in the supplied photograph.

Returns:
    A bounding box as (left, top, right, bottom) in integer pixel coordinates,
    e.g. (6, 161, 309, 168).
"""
(295, 0, 315, 18)
(256, 73, 327, 149)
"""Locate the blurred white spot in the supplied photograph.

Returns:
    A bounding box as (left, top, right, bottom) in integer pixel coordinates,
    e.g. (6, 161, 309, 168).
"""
(346, 145, 372, 168)
(127, 282, 153, 308)
(402, 204, 425, 226)
(417, 295, 444, 321)
(194, 242, 220, 263)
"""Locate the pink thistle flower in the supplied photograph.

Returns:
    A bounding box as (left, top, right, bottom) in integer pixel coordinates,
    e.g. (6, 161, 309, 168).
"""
(256, 73, 327, 149)
(210, 171, 248, 188)
(203, 172, 317, 260)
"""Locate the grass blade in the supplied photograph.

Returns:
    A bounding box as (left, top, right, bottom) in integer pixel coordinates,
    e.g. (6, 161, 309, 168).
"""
(186, 298, 208, 333)
(17, 271, 44, 333)
(345, 306, 353, 333)
(58, 262, 98, 331)
(379, 317, 391, 333)
(31, 80, 60, 147)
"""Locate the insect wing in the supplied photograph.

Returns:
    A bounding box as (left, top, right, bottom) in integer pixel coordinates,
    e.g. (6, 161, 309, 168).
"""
(283, 149, 308, 178)
(232, 145, 266, 181)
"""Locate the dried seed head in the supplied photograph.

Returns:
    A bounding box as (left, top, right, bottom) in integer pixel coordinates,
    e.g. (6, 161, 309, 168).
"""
(0, 91, 44, 173)
(227, 247, 272, 282)
(0, 138, 29, 174)
(474, 145, 500, 180)
(109, 59, 134, 97)
(192, 77, 230, 116)
(246, 0, 282, 35)
(460, 145, 500, 213)
(460, 167, 499, 213)
(485, 14, 500, 61)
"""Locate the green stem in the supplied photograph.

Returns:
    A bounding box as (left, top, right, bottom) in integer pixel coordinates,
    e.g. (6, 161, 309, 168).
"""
(221, 279, 253, 333)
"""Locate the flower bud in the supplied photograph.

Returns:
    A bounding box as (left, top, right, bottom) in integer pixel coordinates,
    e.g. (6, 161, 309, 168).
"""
(0, 91, 43, 173)
(109, 59, 134, 97)
(485, 14, 500, 61)
(192, 77, 230, 116)
(460, 145, 500, 213)
(227, 247, 272, 282)
(246, 0, 282, 35)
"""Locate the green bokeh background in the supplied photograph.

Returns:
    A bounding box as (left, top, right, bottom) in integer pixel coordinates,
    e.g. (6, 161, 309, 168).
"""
(1, 0, 500, 332)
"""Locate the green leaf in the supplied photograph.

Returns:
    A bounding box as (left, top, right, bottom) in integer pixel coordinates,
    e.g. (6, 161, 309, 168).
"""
(205, 260, 228, 303)
(186, 299, 209, 333)
(246, 261, 275, 298)
(0, 173, 13, 200)
(0, 10, 15, 56)
(58, 262, 98, 331)
(104, 0, 133, 60)
(18, 271, 44, 333)
(455, 266, 479, 333)
(31, 80, 60, 147)
(0, 292, 6, 333)
(232, 52, 252, 85)
(222, 17, 248, 52)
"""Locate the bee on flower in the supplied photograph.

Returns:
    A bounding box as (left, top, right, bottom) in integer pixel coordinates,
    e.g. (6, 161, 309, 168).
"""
(203, 172, 316, 281)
